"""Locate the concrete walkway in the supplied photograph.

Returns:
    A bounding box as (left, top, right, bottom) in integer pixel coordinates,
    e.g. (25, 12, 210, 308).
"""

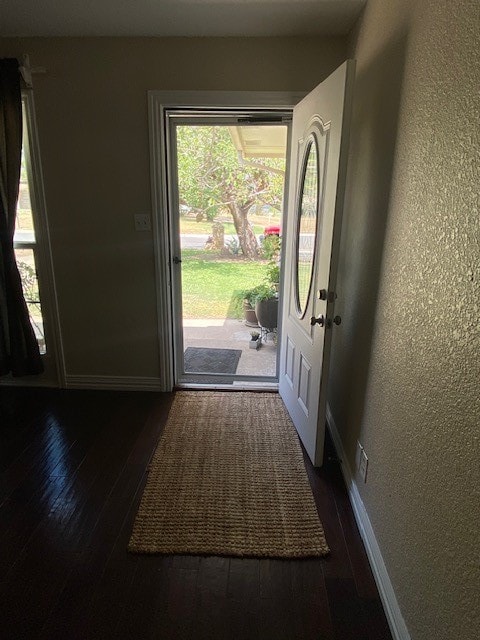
(183, 318, 277, 378)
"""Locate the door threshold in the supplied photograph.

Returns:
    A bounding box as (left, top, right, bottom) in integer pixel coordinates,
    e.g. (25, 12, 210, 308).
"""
(176, 381, 279, 392)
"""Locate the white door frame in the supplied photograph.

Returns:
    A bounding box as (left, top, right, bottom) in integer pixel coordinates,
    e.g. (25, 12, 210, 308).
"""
(148, 91, 305, 391)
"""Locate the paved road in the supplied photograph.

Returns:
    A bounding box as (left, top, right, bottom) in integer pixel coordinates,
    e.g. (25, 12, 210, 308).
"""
(181, 234, 223, 249)
(180, 234, 248, 249)
(180, 233, 315, 253)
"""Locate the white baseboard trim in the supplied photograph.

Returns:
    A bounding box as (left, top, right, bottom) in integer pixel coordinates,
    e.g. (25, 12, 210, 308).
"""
(65, 375, 163, 392)
(326, 404, 411, 640)
(0, 377, 58, 388)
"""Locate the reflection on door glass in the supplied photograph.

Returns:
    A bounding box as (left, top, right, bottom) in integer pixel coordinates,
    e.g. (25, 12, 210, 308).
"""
(296, 136, 319, 315)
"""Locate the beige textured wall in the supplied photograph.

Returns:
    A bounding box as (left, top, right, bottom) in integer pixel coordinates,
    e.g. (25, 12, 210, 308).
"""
(0, 36, 346, 379)
(328, 1, 480, 639)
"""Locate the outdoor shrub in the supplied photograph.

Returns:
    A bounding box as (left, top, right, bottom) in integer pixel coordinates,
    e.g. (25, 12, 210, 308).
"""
(227, 237, 240, 255)
(266, 263, 280, 284)
(262, 234, 281, 261)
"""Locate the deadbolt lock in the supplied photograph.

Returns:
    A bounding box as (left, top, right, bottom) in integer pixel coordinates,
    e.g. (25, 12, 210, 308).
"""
(317, 289, 337, 302)
(310, 315, 325, 327)
(318, 289, 328, 300)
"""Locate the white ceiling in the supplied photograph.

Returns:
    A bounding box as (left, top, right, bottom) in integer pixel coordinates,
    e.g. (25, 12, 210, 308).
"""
(1, 1, 365, 38)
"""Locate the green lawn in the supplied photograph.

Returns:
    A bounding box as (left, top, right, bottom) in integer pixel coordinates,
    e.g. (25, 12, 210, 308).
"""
(180, 250, 269, 318)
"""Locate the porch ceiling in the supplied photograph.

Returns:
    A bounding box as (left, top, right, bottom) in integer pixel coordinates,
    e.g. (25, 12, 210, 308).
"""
(229, 125, 288, 159)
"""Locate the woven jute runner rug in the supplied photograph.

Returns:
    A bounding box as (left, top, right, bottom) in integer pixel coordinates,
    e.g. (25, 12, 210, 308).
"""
(128, 391, 329, 558)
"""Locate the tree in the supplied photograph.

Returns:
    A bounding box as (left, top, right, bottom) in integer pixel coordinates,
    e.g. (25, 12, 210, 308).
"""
(176, 126, 285, 259)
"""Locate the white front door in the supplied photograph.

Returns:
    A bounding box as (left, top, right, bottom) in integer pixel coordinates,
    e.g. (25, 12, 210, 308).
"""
(279, 60, 355, 466)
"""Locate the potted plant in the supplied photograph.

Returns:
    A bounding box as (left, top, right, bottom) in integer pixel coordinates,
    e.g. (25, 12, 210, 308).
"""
(249, 331, 261, 349)
(233, 251, 280, 328)
(254, 283, 278, 331)
(242, 296, 258, 326)
(232, 287, 257, 326)
(243, 286, 265, 326)
(234, 284, 272, 327)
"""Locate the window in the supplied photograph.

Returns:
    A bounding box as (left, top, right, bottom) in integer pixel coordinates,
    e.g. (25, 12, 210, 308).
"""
(13, 99, 47, 353)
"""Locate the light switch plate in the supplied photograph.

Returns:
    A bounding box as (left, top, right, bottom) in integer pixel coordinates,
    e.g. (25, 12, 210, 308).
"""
(134, 214, 151, 232)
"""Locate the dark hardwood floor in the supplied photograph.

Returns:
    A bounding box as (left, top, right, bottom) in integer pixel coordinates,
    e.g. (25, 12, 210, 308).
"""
(0, 387, 392, 640)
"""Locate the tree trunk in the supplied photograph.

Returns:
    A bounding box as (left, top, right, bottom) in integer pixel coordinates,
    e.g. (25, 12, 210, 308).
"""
(228, 202, 259, 259)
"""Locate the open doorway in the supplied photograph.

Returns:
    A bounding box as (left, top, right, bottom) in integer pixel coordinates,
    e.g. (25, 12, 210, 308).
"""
(151, 65, 354, 462)
(167, 114, 290, 386)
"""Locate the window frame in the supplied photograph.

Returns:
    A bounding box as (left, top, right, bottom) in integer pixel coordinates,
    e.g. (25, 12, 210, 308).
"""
(9, 90, 65, 386)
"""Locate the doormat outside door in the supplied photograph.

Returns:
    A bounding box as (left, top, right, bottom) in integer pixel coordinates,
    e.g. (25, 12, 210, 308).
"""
(128, 391, 329, 558)
(184, 347, 242, 374)
(183, 347, 242, 384)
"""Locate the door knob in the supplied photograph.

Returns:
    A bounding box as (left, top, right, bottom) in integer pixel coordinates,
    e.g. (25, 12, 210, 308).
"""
(333, 315, 342, 325)
(310, 315, 325, 327)
(172, 256, 182, 264)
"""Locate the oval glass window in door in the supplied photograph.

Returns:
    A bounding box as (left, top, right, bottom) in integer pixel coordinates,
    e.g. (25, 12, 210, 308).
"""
(295, 135, 319, 315)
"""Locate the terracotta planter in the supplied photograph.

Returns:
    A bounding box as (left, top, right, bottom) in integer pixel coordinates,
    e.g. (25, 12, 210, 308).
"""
(243, 300, 259, 327)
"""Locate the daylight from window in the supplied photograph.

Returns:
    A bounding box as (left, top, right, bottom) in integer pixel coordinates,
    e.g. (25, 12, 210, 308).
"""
(14, 104, 46, 354)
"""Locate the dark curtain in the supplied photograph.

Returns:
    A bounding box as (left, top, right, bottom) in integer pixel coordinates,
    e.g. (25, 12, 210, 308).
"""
(0, 58, 43, 376)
